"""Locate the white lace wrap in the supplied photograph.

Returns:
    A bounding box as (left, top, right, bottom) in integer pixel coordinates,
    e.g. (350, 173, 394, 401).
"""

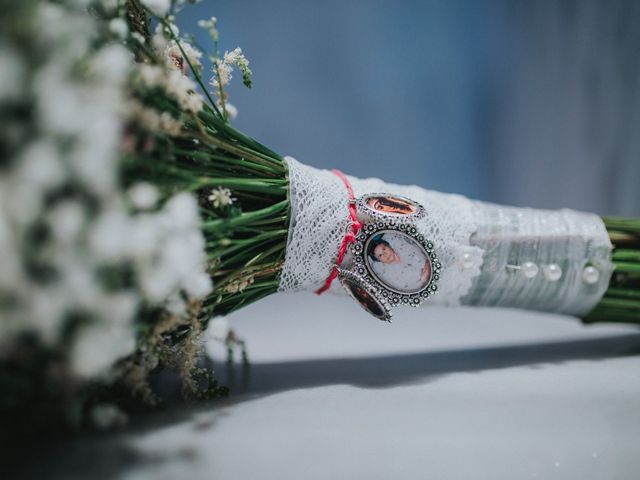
(279, 157, 483, 306)
(279, 157, 614, 317)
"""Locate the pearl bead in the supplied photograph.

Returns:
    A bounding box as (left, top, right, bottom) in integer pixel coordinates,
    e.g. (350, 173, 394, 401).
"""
(520, 261, 539, 279)
(543, 264, 562, 282)
(582, 265, 600, 284)
(461, 252, 474, 269)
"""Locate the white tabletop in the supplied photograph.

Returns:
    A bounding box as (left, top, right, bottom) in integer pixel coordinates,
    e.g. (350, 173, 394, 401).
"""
(35, 293, 640, 480)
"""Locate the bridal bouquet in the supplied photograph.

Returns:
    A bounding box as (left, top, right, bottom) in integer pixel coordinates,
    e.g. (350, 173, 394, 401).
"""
(1, 0, 638, 438)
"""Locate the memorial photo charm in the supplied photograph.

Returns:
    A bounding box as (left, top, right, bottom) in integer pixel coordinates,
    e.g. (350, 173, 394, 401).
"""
(356, 193, 426, 223)
(338, 269, 392, 322)
(339, 194, 441, 320)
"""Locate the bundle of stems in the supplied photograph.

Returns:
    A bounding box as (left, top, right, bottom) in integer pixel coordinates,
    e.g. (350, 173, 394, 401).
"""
(124, 5, 290, 323)
(584, 217, 640, 324)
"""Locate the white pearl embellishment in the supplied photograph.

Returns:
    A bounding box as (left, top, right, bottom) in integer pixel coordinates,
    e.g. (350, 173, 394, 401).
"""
(520, 261, 539, 279)
(461, 252, 474, 269)
(582, 265, 600, 284)
(543, 264, 562, 282)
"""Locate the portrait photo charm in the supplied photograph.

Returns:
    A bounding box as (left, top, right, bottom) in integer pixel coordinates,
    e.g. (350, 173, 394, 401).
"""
(339, 193, 441, 321)
(338, 269, 392, 322)
(356, 193, 426, 223)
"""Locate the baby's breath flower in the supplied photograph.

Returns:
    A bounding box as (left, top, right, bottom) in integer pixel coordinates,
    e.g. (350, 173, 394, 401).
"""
(131, 32, 145, 44)
(207, 316, 230, 341)
(224, 102, 238, 120)
(198, 16, 218, 42)
(208, 187, 234, 208)
(130, 100, 182, 136)
(108, 18, 128, 39)
(223, 275, 254, 294)
(209, 47, 252, 111)
(128, 182, 159, 210)
(164, 40, 202, 75)
(136, 65, 203, 114)
(140, 0, 170, 17)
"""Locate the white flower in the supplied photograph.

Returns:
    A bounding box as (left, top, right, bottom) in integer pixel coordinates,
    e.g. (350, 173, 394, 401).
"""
(88, 208, 132, 260)
(165, 292, 187, 315)
(130, 100, 182, 135)
(210, 47, 252, 101)
(0, 43, 25, 103)
(224, 102, 238, 120)
(208, 187, 234, 208)
(128, 182, 160, 210)
(137, 64, 164, 88)
(163, 192, 200, 230)
(71, 320, 136, 378)
(198, 16, 218, 42)
(70, 292, 138, 377)
(211, 60, 232, 88)
(140, 0, 171, 17)
(131, 32, 145, 44)
(100, 0, 119, 12)
(223, 47, 242, 65)
(164, 40, 202, 74)
(183, 271, 213, 298)
(16, 139, 65, 191)
(165, 69, 202, 113)
(47, 201, 85, 244)
(109, 18, 129, 39)
(90, 44, 131, 84)
(207, 316, 230, 341)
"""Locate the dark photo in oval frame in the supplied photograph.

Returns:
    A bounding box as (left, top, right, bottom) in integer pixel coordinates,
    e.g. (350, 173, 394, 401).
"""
(342, 277, 388, 320)
(365, 194, 419, 216)
(365, 230, 432, 294)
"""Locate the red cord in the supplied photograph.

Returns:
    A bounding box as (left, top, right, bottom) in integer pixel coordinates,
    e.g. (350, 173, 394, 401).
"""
(315, 170, 363, 295)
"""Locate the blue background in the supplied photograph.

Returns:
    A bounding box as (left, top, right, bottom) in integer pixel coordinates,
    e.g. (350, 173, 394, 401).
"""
(178, 0, 640, 216)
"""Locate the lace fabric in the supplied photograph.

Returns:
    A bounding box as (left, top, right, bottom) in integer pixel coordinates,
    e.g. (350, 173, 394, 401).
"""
(279, 157, 483, 306)
(279, 157, 614, 316)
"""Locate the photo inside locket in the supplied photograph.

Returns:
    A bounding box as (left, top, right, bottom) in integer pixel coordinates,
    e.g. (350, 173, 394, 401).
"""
(365, 195, 418, 216)
(344, 279, 386, 319)
(365, 230, 432, 294)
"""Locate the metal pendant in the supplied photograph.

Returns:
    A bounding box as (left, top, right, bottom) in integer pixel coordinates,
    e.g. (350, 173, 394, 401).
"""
(338, 193, 441, 321)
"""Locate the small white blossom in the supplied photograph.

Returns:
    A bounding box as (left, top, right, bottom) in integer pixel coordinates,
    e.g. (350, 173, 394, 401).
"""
(88, 208, 132, 260)
(164, 40, 202, 74)
(128, 182, 160, 210)
(108, 18, 129, 39)
(207, 316, 230, 341)
(208, 187, 234, 208)
(140, 0, 170, 17)
(47, 201, 85, 244)
(183, 271, 213, 298)
(211, 60, 232, 89)
(131, 32, 145, 44)
(224, 102, 238, 120)
(0, 43, 25, 103)
(71, 319, 136, 378)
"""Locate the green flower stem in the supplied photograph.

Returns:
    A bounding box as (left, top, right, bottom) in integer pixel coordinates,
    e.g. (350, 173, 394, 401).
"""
(199, 109, 282, 160)
(584, 216, 640, 324)
(201, 200, 288, 230)
(214, 239, 284, 271)
(612, 250, 640, 262)
(171, 149, 279, 177)
(206, 230, 287, 259)
(606, 288, 640, 300)
(199, 129, 285, 171)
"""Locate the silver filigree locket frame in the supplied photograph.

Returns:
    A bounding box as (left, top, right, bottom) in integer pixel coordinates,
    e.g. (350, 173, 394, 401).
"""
(339, 194, 441, 321)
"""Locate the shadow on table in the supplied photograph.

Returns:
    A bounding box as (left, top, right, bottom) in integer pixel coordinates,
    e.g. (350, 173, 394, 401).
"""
(218, 332, 640, 395)
(20, 332, 640, 480)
